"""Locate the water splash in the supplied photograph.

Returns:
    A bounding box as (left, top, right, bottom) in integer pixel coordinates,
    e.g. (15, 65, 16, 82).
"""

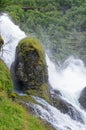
(0, 13, 26, 68)
(46, 55, 86, 100)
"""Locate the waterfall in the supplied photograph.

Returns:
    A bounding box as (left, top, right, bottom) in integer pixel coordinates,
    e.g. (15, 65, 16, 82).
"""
(46, 55, 86, 104)
(0, 13, 86, 130)
(0, 13, 26, 68)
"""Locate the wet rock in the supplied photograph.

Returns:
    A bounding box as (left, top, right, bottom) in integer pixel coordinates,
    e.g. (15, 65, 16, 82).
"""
(50, 89, 84, 123)
(50, 89, 62, 96)
(15, 37, 50, 102)
(79, 87, 86, 109)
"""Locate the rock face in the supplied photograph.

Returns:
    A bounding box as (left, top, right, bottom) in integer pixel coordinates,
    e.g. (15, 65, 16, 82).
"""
(0, 35, 4, 50)
(79, 87, 86, 109)
(15, 37, 49, 101)
(50, 89, 84, 123)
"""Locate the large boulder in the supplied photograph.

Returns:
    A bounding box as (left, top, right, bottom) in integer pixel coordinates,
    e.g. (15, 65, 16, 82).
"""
(78, 87, 86, 109)
(15, 37, 50, 101)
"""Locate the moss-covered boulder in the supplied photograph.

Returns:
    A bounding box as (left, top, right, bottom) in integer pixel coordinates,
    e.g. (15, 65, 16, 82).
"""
(15, 37, 50, 101)
(0, 59, 13, 94)
(0, 35, 4, 50)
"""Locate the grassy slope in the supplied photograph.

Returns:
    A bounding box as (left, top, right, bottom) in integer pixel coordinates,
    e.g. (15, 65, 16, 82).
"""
(0, 92, 53, 130)
(0, 60, 13, 94)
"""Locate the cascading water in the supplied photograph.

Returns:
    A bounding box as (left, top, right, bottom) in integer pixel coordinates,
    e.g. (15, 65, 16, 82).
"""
(0, 13, 86, 130)
(0, 13, 26, 68)
(46, 55, 86, 105)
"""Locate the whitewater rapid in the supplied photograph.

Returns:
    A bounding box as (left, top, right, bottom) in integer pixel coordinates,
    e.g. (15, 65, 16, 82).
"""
(0, 13, 86, 130)
(46, 55, 86, 102)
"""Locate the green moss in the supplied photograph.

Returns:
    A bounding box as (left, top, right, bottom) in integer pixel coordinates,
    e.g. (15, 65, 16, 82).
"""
(10, 92, 17, 98)
(0, 36, 4, 50)
(17, 37, 46, 64)
(26, 83, 50, 103)
(0, 36, 4, 43)
(16, 93, 38, 104)
(0, 60, 13, 94)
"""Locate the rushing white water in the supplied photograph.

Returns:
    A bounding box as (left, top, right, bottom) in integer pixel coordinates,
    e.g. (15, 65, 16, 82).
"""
(27, 96, 86, 130)
(0, 13, 26, 68)
(0, 13, 86, 130)
(46, 55, 86, 104)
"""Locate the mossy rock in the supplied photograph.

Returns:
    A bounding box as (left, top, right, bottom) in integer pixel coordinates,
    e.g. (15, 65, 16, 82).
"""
(13, 92, 38, 105)
(17, 37, 45, 64)
(26, 83, 50, 102)
(0, 35, 4, 50)
(0, 59, 13, 94)
(15, 37, 50, 102)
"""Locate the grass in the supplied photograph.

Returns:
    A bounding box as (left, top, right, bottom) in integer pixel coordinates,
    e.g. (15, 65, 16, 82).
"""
(0, 92, 29, 130)
(0, 60, 13, 94)
(0, 92, 55, 130)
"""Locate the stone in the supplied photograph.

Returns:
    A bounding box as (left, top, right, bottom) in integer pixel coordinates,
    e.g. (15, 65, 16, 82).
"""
(50, 89, 84, 123)
(15, 37, 50, 102)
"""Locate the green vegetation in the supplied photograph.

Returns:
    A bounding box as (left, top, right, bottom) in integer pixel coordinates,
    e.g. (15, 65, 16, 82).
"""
(0, 36, 4, 50)
(1, 0, 86, 62)
(0, 60, 13, 94)
(0, 92, 29, 130)
(17, 37, 45, 64)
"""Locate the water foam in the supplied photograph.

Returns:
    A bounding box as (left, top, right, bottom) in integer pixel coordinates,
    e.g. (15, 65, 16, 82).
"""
(46, 55, 86, 97)
(0, 13, 26, 68)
